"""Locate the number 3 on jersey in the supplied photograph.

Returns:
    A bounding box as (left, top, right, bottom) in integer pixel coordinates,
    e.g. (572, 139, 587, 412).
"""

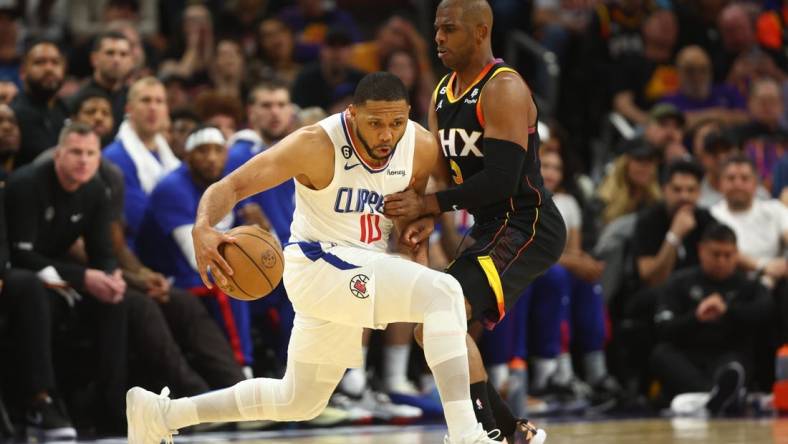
(359, 214, 382, 243)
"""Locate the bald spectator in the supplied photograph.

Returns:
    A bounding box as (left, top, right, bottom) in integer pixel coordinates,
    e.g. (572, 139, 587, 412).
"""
(0, 104, 19, 179)
(613, 10, 680, 125)
(727, 78, 788, 189)
(11, 40, 68, 167)
(662, 45, 749, 128)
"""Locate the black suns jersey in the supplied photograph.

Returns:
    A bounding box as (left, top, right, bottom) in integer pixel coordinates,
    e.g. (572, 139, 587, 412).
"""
(434, 60, 547, 222)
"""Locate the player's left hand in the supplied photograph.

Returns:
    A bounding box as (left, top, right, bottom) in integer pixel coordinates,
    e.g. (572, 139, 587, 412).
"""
(384, 188, 425, 219)
(400, 216, 435, 249)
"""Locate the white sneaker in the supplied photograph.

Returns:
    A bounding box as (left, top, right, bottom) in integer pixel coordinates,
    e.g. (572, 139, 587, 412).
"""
(670, 392, 711, 417)
(328, 393, 373, 423)
(443, 423, 503, 443)
(383, 379, 421, 396)
(359, 390, 422, 421)
(126, 387, 177, 444)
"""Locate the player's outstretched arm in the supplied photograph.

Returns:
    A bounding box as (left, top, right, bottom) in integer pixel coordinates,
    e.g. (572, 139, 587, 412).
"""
(193, 125, 332, 288)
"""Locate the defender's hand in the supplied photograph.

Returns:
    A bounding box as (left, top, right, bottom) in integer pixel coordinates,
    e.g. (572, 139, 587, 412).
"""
(384, 189, 425, 219)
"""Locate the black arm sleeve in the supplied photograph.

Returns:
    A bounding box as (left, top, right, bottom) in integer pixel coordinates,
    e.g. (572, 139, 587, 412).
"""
(5, 174, 86, 287)
(84, 182, 117, 273)
(435, 138, 527, 212)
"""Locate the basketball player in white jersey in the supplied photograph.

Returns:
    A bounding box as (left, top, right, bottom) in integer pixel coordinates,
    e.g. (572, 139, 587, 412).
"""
(126, 73, 504, 444)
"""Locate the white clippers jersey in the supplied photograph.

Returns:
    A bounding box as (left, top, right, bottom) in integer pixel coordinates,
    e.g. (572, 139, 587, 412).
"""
(289, 111, 415, 252)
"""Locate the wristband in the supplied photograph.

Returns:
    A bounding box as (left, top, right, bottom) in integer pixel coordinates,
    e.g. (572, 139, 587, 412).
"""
(665, 231, 681, 248)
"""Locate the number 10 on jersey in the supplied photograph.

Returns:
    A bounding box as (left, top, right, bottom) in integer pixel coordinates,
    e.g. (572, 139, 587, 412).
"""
(360, 214, 382, 243)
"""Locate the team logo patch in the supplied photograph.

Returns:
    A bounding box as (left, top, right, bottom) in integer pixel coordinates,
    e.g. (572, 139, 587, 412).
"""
(261, 250, 277, 268)
(341, 145, 353, 159)
(349, 274, 370, 299)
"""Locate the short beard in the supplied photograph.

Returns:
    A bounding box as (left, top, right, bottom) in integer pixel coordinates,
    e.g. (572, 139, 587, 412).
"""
(355, 127, 395, 162)
(26, 79, 62, 102)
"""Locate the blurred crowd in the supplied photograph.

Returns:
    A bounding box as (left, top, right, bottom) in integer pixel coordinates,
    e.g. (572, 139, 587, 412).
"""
(0, 0, 786, 441)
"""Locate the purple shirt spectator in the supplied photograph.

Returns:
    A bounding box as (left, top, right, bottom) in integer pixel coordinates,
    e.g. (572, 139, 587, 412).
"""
(278, 3, 361, 63)
(661, 84, 746, 113)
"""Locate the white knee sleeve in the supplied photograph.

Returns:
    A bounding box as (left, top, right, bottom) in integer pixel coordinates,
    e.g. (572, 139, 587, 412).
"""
(233, 361, 344, 421)
(420, 274, 468, 368)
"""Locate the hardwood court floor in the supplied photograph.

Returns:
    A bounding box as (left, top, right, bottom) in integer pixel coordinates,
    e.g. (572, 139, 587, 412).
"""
(130, 418, 788, 444)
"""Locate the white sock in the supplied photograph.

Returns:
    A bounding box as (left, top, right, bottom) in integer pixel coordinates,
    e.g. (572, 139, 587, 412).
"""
(553, 353, 574, 385)
(487, 363, 509, 391)
(340, 368, 367, 397)
(383, 344, 411, 387)
(584, 350, 608, 385)
(531, 357, 558, 391)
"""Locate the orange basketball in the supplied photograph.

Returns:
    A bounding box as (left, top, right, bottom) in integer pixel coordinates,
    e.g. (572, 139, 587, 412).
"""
(216, 225, 284, 301)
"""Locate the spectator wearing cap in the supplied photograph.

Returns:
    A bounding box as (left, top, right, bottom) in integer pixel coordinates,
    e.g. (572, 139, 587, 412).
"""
(651, 223, 771, 416)
(0, 103, 19, 179)
(74, 31, 134, 138)
(597, 145, 662, 226)
(11, 40, 68, 167)
(291, 28, 365, 111)
(727, 77, 788, 190)
(103, 77, 180, 250)
(278, 0, 361, 63)
(619, 103, 687, 165)
(661, 45, 749, 128)
(137, 126, 254, 368)
(633, 160, 716, 288)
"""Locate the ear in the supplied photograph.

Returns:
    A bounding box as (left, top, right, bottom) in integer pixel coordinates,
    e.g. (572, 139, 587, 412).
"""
(348, 103, 357, 118)
(477, 23, 489, 43)
(90, 51, 98, 68)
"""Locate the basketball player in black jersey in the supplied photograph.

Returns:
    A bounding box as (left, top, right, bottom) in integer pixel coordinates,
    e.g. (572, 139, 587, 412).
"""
(384, 0, 564, 442)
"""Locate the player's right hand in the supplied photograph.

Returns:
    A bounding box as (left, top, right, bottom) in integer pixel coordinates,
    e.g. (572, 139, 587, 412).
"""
(193, 224, 236, 289)
(400, 216, 435, 250)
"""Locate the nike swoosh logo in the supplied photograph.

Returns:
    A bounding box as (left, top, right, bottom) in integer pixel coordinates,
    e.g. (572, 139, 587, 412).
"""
(344, 163, 361, 170)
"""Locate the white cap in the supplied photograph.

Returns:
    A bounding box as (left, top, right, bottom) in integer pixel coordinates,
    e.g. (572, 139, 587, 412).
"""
(185, 127, 225, 152)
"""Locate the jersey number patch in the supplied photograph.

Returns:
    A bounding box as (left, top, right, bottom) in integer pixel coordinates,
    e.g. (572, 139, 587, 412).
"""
(360, 214, 382, 244)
